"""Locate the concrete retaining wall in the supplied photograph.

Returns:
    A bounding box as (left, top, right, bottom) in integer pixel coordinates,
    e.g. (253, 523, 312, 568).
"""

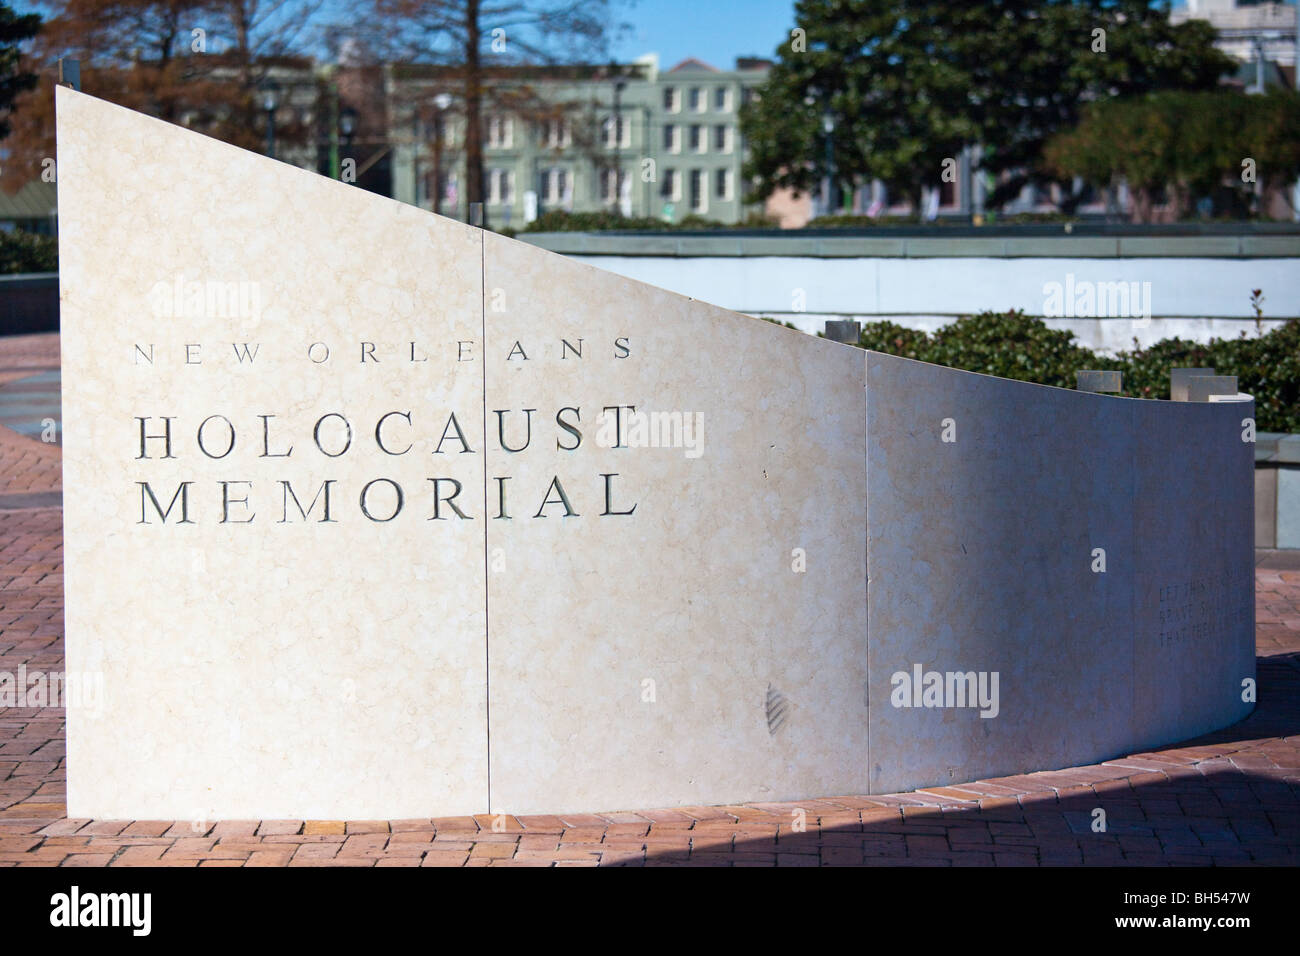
(521, 233, 1299, 353)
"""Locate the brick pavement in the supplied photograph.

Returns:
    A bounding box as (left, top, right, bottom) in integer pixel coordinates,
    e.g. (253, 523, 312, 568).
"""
(0, 334, 61, 496)
(0, 331, 1297, 866)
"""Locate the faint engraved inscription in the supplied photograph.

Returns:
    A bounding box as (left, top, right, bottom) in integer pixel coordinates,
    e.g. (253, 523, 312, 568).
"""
(1157, 571, 1250, 649)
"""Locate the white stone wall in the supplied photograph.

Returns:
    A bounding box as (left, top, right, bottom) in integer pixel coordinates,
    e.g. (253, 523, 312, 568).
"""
(58, 88, 1258, 818)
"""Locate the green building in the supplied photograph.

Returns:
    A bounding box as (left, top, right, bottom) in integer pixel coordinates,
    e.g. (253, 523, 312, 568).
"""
(384, 54, 772, 225)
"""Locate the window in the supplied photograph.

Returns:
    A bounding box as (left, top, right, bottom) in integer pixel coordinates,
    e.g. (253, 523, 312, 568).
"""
(715, 168, 731, 200)
(660, 169, 679, 201)
(688, 87, 703, 112)
(423, 111, 455, 147)
(602, 116, 630, 149)
(741, 86, 759, 107)
(689, 169, 705, 212)
(541, 118, 570, 149)
(662, 124, 678, 152)
(662, 86, 678, 112)
(545, 168, 568, 204)
(714, 86, 730, 111)
(713, 125, 730, 153)
(488, 168, 514, 204)
(600, 168, 629, 204)
(688, 124, 704, 153)
(487, 116, 513, 149)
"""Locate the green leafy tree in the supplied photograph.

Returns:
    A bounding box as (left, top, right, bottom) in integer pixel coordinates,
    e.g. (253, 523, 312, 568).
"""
(1046, 90, 1300, 220)
(741, 0, 1233, 212)
(0, 2, 39, 141)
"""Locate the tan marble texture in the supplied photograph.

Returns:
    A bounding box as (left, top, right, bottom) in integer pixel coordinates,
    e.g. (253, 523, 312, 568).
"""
(57, 89, 1254, 819)
(58, 87, 488, 819)
(481, 233, 868, 814)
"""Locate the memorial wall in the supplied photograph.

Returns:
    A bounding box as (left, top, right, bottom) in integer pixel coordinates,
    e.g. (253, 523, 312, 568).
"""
(57, 88, 1254, 819)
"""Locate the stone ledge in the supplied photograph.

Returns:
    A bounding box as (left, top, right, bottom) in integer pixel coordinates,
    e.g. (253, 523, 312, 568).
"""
(520, 233, 1300, 259)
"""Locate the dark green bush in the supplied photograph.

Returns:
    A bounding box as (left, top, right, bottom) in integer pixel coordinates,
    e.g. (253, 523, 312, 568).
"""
(857, 309, 1299, 433)
(0, 230, 58, 273)
(524, 210, 673, 233)
(809, 212, 1079, 228)
(521, 210, 777, 233)
(859, 310, 1108, 389)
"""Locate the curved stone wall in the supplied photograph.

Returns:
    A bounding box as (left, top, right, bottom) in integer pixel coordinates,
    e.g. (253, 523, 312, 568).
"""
(864, 353, 1255, 795)
(57, 88, 1255, 819)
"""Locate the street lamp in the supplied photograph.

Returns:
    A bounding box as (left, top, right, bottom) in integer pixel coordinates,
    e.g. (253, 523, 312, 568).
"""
(339, 106, 358, 145)
(805, 85, 834, 217)
(1250, 32, 1282, 95)
(611, 66, 627, 213)
(822, 105, 835, 215)
(259, 78, 281, 158)
(431, 93, 452, 216)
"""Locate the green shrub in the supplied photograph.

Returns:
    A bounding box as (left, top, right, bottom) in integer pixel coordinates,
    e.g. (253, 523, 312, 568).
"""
(0, 230, 58, 273)
(809, 212, 1079, 228)
(860, 310, 1107, 389)
(523, 209, 672, 233)
(857, 309, 1300, 432)
(521, 209, 777, 233)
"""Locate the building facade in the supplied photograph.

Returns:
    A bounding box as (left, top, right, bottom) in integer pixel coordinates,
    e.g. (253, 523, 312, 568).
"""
(1172, 0, 1299, 79)
(382, 54, 770, 226)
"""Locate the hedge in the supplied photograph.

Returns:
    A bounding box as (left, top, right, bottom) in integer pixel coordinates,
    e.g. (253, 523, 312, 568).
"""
(519, 210, 777, 233)
(0, 231, 58, 274)
(857, 310, 1299, 433)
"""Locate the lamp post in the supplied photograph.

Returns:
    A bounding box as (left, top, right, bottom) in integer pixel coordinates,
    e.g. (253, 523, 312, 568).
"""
(431, 93, 452, 216)
(259, 78, 281, 159)
(805, 85, 834, 217)
(822, 105, 835, 215)
(611, 66, 627, 213)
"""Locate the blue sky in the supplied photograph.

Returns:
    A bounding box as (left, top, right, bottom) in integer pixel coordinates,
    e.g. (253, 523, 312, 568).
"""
(13, 0, 800, 69)
(610, 0, 796, 70)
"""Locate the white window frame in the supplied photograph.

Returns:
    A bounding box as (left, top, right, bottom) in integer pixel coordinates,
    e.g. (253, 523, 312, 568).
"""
(715, 168, 732, 201)
(489, 168, 515, 205)
(663, 86, 679, 113)
(603, 115, 631, 149)
(713, 124, 732, 153)
(714, 86, 731, 112)
(545, 167, 569, 204)
(689, 168, 707, 213)
(600, 168, 630, 204)
(660, 168, 681, 202)
(663, 123, 679, 154)
(543, 118, 570, 149)
(487, 115, 513, 149)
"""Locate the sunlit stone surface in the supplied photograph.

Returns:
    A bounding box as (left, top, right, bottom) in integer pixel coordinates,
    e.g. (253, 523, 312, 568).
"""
(57, 88, 1254, 819)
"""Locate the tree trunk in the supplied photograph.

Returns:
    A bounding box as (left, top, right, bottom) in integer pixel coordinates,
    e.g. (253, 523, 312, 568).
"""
(462, 0, 487, 227)
(1130, 187, 1153, 224)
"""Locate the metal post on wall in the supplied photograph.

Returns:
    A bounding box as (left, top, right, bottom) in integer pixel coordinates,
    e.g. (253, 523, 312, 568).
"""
(58, 58, 80, 90)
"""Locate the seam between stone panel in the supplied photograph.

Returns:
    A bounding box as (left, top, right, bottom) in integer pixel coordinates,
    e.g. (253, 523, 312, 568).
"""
(480, 230, 492, 814)
(864, 352, 871, 793)
(1130, 398, 1137, 751)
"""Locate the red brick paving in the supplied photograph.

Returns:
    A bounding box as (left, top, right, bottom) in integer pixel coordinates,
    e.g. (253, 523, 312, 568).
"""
(1, 332, 1297, 866)
(0, 333, 61, 495)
